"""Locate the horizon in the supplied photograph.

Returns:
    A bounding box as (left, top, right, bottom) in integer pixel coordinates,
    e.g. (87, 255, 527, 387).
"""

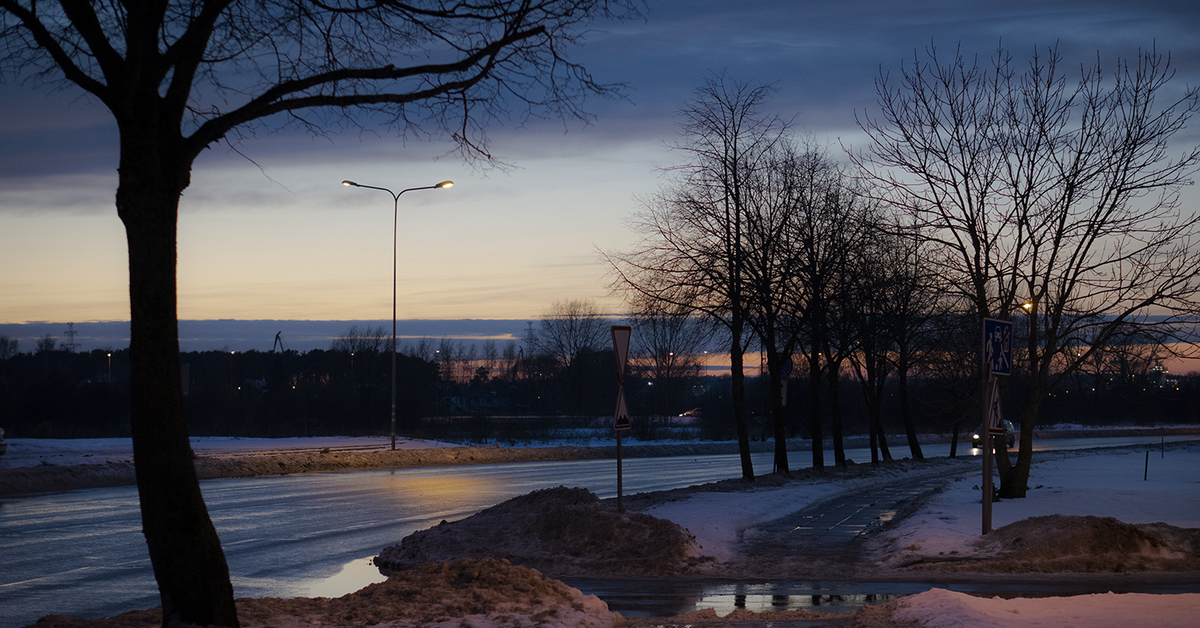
(4, 318, 1200, 378)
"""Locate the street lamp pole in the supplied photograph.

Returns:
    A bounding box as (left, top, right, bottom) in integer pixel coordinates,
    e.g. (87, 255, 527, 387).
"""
(342, 179, 453, 450)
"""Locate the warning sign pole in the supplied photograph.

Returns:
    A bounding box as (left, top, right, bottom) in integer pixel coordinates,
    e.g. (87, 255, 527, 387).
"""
(611, 326, 632, 512)
(981, 318, 1012, 535)
(982, 370, 994, 534)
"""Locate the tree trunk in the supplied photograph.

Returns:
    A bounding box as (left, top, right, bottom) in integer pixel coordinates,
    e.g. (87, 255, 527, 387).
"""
(1000, 382, 1041, 499)
(828, 357, 846, 466)
(949, 418, 960, 458)
(767, 348, 789, 475)
(730, 328, 754, 480)
(876, 411, 892, 461)
(868, 409, 879, 464)
(897, 355, 923, 460)
(118, 148, 239, 627)
(807, 350, 824, 469)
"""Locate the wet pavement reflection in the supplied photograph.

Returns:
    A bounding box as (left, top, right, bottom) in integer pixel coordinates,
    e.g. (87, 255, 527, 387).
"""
(562, 579, 922, 616)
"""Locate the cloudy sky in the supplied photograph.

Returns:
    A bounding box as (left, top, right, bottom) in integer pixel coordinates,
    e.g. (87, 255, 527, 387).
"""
(2, 0, 1198, 350)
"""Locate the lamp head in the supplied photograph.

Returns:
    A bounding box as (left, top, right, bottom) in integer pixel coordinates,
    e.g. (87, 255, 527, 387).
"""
(1022, 301, 1034, 311)
(342, 180, 358, 187)
(435, 180, 453, 189)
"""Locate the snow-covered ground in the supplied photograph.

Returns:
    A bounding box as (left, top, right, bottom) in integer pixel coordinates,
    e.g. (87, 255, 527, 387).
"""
(879, 443, 1200, 563)
(4, 434, 1198, 627)
(631, 440, 1200, 626)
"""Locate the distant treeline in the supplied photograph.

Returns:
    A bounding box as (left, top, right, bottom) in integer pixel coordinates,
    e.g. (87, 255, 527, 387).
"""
(1, 333, 1197, 441)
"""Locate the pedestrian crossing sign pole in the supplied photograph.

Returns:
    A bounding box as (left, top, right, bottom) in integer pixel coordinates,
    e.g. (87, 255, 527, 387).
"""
(981, 317, 1012, 534)
(611, 325, 631, 512)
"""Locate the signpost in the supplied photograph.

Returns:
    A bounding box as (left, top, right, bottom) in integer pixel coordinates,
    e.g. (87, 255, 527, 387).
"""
(981, 317, 1013, 534)
(611, 325, 631, 512)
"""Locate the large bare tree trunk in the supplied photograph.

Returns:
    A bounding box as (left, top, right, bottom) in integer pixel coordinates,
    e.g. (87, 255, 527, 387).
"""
(898, 362, 923, 460)
(766, 349, 789, 475)
(807, 350, 824, 469)
(730, 325, 754, 480)
(118, 146, 238, 627)
(828, 357, 846, 466)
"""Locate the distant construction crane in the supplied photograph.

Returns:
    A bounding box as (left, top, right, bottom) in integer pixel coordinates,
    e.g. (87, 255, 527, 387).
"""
(272, 331, 288, 353)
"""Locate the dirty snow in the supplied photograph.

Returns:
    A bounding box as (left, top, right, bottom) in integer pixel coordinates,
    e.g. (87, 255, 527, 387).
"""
(377, 486, 705, 578)
(893, 588, 1200, 628)
(27, 558, 621, 628)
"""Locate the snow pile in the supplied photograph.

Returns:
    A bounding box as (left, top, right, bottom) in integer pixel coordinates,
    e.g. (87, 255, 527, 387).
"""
(377, 487, 704, 578)
(957, 515, 1200, 573)
(894, 588, 1200, 628)
(27, 558, 621, 628)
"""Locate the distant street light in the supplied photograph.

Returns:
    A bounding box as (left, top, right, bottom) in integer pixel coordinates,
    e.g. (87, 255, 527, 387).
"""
(342, 178, 453, 450)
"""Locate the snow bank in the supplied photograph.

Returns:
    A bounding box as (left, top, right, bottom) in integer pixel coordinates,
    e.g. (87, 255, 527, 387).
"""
(895, 588, 1200, 628)
(377, 487, 704, 578)
(26, 558, 621, 628)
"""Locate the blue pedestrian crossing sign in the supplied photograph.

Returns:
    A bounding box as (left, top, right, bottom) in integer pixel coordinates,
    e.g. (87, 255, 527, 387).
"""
(983, 318, 1013, 376)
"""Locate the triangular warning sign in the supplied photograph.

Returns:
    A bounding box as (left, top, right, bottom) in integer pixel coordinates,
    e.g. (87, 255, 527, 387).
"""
(614, 386, 631, 431)
(612, 325, 631, 382)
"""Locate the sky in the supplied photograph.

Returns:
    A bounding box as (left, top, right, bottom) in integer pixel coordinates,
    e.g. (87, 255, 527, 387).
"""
(2, 0, 1200, 351)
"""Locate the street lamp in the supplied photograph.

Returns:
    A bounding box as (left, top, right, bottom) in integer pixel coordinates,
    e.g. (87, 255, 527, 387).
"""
(342, 178, 453, 450)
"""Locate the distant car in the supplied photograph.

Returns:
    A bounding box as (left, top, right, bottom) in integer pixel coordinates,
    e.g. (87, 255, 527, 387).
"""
(0, 427, 6, 456)
(972, 420, 1016, 449)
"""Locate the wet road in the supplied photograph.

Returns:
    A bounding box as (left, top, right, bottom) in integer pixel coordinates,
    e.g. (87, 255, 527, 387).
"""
(1, 437, 1195, 627)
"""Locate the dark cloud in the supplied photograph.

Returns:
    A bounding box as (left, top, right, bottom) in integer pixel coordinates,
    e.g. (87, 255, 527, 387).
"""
(3, 1, 1196, 181)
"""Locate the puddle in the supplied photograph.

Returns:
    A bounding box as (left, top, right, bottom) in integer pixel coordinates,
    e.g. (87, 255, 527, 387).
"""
(564, 579, 930, 617)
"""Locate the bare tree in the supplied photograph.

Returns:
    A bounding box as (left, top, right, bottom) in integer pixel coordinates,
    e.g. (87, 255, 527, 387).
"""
(628, 296, 711, 418)
(0, 335, 18, 359)
(739, 140, 871, 473)
(35, 335, 57, 353)
(532, 299, 608, 410)
(777, 148, 876, 469)
(482, 339, 500, 375)
(857, 42, 1200, 498)
(606, 74, 789, 479)
(881, 221, 943, 460)
(0, 2, 641, 624)
(331, 325, 388, 355)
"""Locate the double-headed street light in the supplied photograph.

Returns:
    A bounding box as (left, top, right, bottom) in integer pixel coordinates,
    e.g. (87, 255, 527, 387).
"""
(342, 179, 453, 450)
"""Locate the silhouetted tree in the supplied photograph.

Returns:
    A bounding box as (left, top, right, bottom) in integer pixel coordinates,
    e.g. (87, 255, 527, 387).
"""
(608, 75, 789, 480)
(857, 42, 1200, 497)
(0, 335, 17, 359)
(531, 299, 609, 412)
(0, 1, 642, 624)
(628, 297, 711, 418)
